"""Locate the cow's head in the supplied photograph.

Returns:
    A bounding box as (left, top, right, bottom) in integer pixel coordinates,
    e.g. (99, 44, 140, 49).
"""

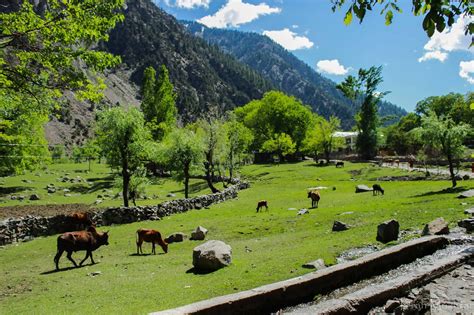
(99, 231, 109, 246)
(162, 241, 168, 254)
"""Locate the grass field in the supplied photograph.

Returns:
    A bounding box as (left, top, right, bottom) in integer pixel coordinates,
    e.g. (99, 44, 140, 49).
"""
(0, 161, 472, 314)
(0, 162, 223, 212)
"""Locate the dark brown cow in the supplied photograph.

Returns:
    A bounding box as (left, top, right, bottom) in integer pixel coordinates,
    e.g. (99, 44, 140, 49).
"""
(256, 200, 268, 212)
(373, 184, 385, 196)
(308, 190, 321, 208)
(336, 161, 344, 168)
(136, 229, 168, 255)
(54, 226, 109, 270)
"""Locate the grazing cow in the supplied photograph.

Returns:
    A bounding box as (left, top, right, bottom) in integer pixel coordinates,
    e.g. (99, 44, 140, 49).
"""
(66, 212, 95, 231)
(336, 161, 344, 168)
(136, 229, 168, 255)
(373, 184, 384, 196)
(54, 226, 109, 270)
(308, 190, 321, 208)
(256, 200, 268, 212)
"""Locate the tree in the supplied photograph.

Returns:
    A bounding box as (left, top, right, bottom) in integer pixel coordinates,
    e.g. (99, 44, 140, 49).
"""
(193, 116, 227, 193)
(0, 0, 124, 174)
(385, 112, 422, 155)
(420, 113, 470, 187)
(0, 0, 124, 101)
(303, 115, 344, 163)
(262, 133, 296, 162)
(416, 93, 474, 127)
(0, 94, 50, 175)
(337, 66, 387, 159)
(140, 65, 177, 140)
(235, 91, 313, 153)
(96, 107, 151, 207)
(332, 0, 473, 46)
(82, 139, 101, 172)
(162, 128, 204, 198)
(223, 114, 253, 180)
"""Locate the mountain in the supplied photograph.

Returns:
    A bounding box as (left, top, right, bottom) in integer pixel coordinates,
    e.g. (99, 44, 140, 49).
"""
(184, 21, 407, 129)
(101, 0, 273, 122)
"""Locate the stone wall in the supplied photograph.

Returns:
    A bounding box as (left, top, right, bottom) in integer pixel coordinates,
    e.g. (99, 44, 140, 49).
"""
(0, 181, 249, 245)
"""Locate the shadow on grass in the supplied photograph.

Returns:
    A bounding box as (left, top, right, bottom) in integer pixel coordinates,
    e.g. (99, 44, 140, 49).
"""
(0, 186, 26, 196)
(170, 181, 209, 194)
(129, 253, 165, 256)
(185, 267, 216, 275)
(413, 186, 466, 198)
(40, 262, 96, 275)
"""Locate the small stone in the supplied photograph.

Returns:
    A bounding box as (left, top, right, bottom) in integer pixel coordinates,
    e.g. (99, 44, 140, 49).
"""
(190, 226, 208, 240)
(165, 232, 186, 243)
(332, 221, 349, 232)
(458, 189, 474, 199)
(94, 199, 103, 205)
(29, 194, 40, 201)
(288, 208, 297, 211)
(88, 271, 102, 277)
(422, 217, 449, 236)
(167, 193, 176, 198)
(63, 189, 70, 193)
(302, 258, 326, 270)
(298, 209, 309, 215)
(458, 218, 474, 232)
(384, 299, 401, 313)
(376, 219, 399, 243)
(64, 194, 72, 197)
(355, 184, 373, 193)
(464, 208, 474, 216)
(47, 187, 56, 194)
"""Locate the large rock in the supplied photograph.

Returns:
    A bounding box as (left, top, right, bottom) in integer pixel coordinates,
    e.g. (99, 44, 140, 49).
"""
(192, 240, 232, 271)
(190, 226, 208, 240)
(166, 232, 186, 243)
(458, 218, 474, 232)
(355, 185, 373, 193)
(376, 219, 399, 243)
(422, 218, 449, 236)
(302, 258, 326, 270)
(458, 189, 474, 199)
(332, 221, 349, 232)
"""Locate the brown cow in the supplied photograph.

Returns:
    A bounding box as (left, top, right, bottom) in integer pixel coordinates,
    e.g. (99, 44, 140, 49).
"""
(66, 212, 95, 231)
(256, 200, 268, 212)
(54, 226, 109, 270)
(136, 229, 168, 255)
(308, 190, 320, 208)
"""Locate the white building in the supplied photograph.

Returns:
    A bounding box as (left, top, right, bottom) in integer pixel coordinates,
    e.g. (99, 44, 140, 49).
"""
(333, 131, 358, 151)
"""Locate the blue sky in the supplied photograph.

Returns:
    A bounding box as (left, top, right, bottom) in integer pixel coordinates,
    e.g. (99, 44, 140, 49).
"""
(153, 0, 473, 112)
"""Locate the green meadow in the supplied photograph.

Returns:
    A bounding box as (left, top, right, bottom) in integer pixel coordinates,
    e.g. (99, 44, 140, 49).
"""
(0, 161, 472, 314)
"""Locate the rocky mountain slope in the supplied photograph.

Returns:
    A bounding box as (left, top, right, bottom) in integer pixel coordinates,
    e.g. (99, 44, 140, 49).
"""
(184, 21, 407, 129)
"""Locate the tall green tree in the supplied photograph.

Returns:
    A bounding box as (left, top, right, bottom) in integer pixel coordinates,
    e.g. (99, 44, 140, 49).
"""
(193, 116, 227, 193)
(96, 107, 151, 207)
(162, 128, 204, 198)
(262, 133, 296, 162)
(420, 113, 470, 187)
(0, 94, 50, 175)
(332, 0, 473, 46)
(235, 91, 313, 153)
(140, 65, 177, 140)
(416, 92, 474, 127)
(303, 115, 344, 163)
(223, 114, 253, 180)
(337, 66, 387, 159)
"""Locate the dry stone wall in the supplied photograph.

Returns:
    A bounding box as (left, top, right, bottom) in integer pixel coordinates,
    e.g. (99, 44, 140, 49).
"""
(0, 181, 249, 245)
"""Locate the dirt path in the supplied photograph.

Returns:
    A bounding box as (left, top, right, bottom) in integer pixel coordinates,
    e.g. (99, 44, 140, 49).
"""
(381, 162, 472, 179)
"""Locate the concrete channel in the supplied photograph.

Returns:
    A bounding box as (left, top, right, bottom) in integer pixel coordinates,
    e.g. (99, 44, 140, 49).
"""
(150, 236, 465, 315)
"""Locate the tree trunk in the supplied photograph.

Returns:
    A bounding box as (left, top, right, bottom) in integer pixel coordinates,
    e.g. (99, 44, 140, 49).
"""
(205, 153, 220, 193)
(447, 154, 457, 188)
(325, 149, 331, 165)
(88, 158, 91, 172)
(228, 150, 234, 185)
(184, 162, 190, 199)
(122, 157, 130, 207)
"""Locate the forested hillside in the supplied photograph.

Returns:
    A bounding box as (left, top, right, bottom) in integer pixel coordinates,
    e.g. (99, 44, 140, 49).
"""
(185, 22, 407, 129)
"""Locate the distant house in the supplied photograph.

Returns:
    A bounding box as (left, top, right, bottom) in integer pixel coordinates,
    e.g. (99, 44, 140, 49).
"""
(333, 131, 358, 151)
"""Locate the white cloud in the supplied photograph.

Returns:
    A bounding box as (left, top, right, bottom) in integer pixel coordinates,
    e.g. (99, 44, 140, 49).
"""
(418, 14, 473, 63)
(418, 50, 448, 62)
(262, 28, 313, 51)
(175, 0, 211, 9)
(197, 0, 281, 28)
(459, 60, 474, 84)
(316, 59, 350, 76)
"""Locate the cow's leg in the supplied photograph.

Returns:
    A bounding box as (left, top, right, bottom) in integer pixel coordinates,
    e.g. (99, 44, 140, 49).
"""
(66, 251, 78, 267)
(79, 251, 91, 266)
(137, 239, 142, 255)
(152, 242, 156, 255)
(54, 249, 64, 270)
(89, 251, 95, 264)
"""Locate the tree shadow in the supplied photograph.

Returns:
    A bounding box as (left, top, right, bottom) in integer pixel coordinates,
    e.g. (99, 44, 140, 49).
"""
(170, 181, 209, 194)
(40, 262, 96, 275)
(129, 253, 165, 256)
(185, 267, 216, 275)
(413, 186, 466, 198)
(0, 186, 26, 197)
